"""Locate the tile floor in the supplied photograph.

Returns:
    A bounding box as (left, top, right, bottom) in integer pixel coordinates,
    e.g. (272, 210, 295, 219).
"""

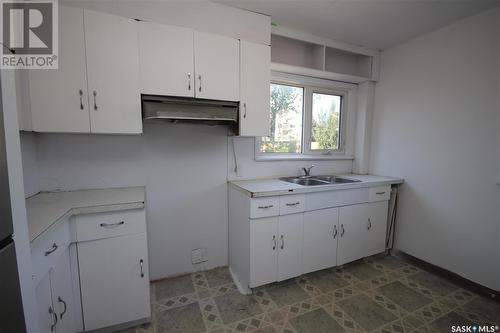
(118, 254, 500, 333)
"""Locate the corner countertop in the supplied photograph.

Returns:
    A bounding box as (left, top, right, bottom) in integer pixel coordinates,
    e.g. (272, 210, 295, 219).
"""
(26, 186, 145, 243)
(229, 174, 404, 198)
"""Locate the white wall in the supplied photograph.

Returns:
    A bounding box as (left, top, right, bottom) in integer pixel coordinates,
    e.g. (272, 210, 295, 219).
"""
(370, 7, 500, 290)
(33, 123, 229, 280)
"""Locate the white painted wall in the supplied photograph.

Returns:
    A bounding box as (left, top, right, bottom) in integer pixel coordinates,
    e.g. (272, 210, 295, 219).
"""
(33, 123, 229, 280)
(370, 7, 500, 290)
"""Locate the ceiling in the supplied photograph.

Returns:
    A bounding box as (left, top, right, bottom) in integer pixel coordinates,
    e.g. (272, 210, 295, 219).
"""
(212, 0, 500, 50)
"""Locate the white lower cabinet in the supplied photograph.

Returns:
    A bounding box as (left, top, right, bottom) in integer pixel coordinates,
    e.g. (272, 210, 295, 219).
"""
(229, 185, 392, 291)
(249, 213, 303, 287)
(36, 248, 76, 333)
(303, 208, 339, 274)
(338, 201, 389, 265)
(78, 232, 150, 331)
(32, 208, 150, 332)
(277, 214, 304, 281)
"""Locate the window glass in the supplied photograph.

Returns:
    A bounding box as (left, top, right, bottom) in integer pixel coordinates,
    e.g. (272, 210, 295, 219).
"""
(260, 83, 304, 153)
(311, 93, 342, 150)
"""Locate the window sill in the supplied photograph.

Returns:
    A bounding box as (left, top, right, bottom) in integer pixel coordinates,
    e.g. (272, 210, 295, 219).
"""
(254, 154, 355, 162)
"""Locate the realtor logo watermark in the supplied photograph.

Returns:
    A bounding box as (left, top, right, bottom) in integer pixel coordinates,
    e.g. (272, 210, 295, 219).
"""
(1, 0, 58, 69)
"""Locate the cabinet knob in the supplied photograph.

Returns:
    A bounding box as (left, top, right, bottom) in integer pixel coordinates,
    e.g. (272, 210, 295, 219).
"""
(333, 225, 338, 239)
(340, 224, 345, 237)
(367, 218, 372, 230)
(280, 235, 284, 250)
(44, 243, 58, 256)
(272, 235, 276, 250)
(198, 75, 202, 92)
(187, 73, 191, 91)
(243, 103, 247, 119)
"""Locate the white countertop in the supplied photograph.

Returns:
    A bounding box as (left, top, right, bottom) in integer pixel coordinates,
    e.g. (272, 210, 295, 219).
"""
(26, 187, 145, 242)
(229, 174, 404, 198)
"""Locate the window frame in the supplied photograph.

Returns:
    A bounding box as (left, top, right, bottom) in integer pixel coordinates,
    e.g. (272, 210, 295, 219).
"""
(255, 72, 355, 161)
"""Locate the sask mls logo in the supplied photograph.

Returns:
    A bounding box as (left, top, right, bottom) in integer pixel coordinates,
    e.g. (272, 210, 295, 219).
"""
(1, 0, 58, 69)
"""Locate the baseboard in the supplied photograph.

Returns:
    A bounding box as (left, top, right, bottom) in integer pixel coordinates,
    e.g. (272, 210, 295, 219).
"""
(391, 249, 499, 300)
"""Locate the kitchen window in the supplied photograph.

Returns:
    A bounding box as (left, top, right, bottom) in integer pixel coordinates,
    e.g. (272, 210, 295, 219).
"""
(256, 77, 351, 160)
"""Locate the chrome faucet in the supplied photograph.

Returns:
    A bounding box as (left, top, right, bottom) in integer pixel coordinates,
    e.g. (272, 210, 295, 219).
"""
(301, 165, 315, 178)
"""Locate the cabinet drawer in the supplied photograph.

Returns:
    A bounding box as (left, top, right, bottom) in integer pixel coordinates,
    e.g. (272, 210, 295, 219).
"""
(279, 194, 305, 215)
(368, 186, 391, 202)
(31, 221, 71, 286)
(250, 197, 280, 219)
(75, 209, 146, 242)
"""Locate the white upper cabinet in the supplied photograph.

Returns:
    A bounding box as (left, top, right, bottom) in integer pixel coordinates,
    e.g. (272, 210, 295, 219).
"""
(84, 10, 142, 134)
(29, 5, 90, 133)
(139, 22, 194, 97)
(239, 41, 270, 137)
(194, 31, 239, 101)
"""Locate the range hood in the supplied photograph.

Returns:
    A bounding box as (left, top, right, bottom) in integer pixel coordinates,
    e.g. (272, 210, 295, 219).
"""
(141, 95, 239, 126)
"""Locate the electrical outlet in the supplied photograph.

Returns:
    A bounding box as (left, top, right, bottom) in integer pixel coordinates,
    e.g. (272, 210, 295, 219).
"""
(191, 248, 207, 264)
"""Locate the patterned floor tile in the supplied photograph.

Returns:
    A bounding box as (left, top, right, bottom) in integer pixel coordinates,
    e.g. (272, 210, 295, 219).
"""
(290, 308, 346, 333)
(214, 291, 263, 324)
(408, 271, 458, 297)
(342, 261, 384, 281)
(338, 294, 398, 331)
(377, 281, 433, 312)
(205, 267, 234, 288)
(155, 274, 195, 301)
(156, 302, 206, 333)
(115, 256, 500, 333)
(266, 280, 310, 307)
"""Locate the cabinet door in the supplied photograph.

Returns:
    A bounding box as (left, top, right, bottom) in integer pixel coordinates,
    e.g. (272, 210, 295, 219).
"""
(78, 233, 150, 331)
(250, 217, 278, 288)
(338, 204, 367, 265)
(84, 10, 142, 134)
(239, 41, 270, 136)
(364, 201, 388, 257)
(277, 213, 303, 281)
(139, 22, 194, 97)
(194, 31, 239, 101)
(51, 249, 76, 333)
(303, 208, 338, 274)
(36, 272, 56, 333)
(29, 5, 90, 133)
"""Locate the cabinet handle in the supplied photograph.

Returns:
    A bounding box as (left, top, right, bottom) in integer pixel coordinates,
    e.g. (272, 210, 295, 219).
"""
(285, 202, 300, 207)
(367, 218, 372, 230)
(198, 75, 202, 92)
(333, 225, 338, 239)
(99, 221, 124, 228)
(376, 191, 386, 195)
(49, 306, 58, 332)
(140, 259, 145, 278)
(243, 103, 247, 119)
(272, 235, 276, 250)
(258, 205, 273, 209)
(340, 224, 345, 238)
(58, 297, 67, 320)
(188, 73, 191, 91)
(44, 243, 58, 256)
(93, 91, 98, 111)
(79, 89, 84, 110)
(280, 235, 284, 250)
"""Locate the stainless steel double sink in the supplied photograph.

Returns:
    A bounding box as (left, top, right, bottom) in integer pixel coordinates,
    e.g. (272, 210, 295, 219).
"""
(280, 175, 361, 186)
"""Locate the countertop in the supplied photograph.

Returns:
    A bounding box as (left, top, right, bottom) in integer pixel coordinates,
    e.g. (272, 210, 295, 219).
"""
(26, 187, 145, 242)
(229, 174, 404, 198)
